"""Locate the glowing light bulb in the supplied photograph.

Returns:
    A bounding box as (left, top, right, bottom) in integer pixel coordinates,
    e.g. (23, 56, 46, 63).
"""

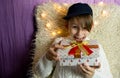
(63, 3, 68, 7)
(37, 17, 40, 21)
(101, 10, 108, 17)
(58, 6, 62, 10)
(94, 20, 99, 26)
(98, 1, 104, 7)
(54, 3, 63, 13)
(41, 12, 47, 18)
(57, 30, 61, 34)
(52, 32, 57, 36)
(46, 23, 51, 28)
(53, 3, 59, 9)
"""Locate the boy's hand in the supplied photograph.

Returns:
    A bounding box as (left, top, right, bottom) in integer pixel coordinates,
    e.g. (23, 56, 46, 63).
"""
(46, 43, 64, 61)
(78, 63, 100, 78)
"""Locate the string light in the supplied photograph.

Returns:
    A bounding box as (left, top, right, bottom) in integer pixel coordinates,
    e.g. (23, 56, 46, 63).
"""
(41, 12, 47, 18)
(57, 30, 62, 34)
(46, 22, 51, 29)
(94, 20, 99, 26)
(98, 1, 105, 7)
(53, 3, 67, 15)
(101, 10, 108, 17)
(63, 3, 68, 7)
(52, 32, 57, 36)
(58, 6, 62, 10)
(53, 3, 60, 10)
(40, 2, 110, 37)
(37, 17, 40, 21)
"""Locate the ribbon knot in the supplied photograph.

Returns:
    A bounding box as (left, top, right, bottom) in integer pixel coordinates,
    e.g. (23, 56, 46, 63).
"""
(68, 41, 94, 57)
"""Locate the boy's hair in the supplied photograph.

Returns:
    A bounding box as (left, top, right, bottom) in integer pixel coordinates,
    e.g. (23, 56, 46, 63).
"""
(68, 14, 93, 32)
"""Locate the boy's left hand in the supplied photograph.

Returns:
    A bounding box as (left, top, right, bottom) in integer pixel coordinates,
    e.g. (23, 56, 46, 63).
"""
(78, 63, 100, 78)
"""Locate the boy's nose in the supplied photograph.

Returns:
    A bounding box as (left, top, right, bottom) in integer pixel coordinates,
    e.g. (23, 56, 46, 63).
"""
(76, 30, 84, 38)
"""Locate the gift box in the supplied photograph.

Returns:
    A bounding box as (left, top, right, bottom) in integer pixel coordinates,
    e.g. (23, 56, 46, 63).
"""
(57, 39, 100, 66)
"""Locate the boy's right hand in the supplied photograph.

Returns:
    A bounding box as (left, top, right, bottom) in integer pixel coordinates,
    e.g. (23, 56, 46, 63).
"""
(46, 43, 64, 61)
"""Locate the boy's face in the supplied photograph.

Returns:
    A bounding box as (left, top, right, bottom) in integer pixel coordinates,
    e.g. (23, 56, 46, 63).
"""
(68, 18, 90, 42)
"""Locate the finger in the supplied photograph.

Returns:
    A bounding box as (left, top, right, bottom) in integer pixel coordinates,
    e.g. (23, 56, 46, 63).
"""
(54, 44, 64, 49)
(52, 56, 60, 61)
(46, 48, 58, 60)
(90, 63, 101, 69)
(80, 64, 92, 75)
(49, 47, 58, 57)
(46, 52, 53, 60)
(77, 65, 85, 74)
(84, 63, 95, 72)
(51, 44, 64, 52)
(46, 52, 59, 61)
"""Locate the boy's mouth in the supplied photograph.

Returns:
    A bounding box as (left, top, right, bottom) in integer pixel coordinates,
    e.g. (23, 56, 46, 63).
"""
(73, 36, 85, 42)
(75, 38, 83, 42)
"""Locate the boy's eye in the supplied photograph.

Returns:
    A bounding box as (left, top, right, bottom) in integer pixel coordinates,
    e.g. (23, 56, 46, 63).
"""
(83, 26, 89, 30)
(83, 27, 87, 29)
(72, 25, 78, 29)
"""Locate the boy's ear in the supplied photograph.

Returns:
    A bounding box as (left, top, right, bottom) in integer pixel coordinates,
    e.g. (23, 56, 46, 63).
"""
(92, 22, 94, 28)
(90, 22, 94, 32)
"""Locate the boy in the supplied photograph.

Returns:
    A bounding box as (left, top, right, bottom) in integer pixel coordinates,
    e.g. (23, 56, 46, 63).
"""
(36, 3, 113, 78)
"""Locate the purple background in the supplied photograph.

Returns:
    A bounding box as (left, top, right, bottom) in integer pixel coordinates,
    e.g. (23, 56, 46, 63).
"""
(0, 0, 120, 78)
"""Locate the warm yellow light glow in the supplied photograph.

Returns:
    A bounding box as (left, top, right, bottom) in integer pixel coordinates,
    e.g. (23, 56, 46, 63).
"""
(101, 10, 108, 17)
(53, 3, 57, 8)
(46, 22, 51, 28)
(37, 17, 40, 21)
(53, 3, 67, 15)
(52, 32, 57, 36)
(63, 3, 68, 7)
(58, 6, 62, 10)
(53, 3, 60, 9)
(94, 20, 99, 26)
(57, 30, 62, 34)
(54, 3, 62, 11)
(41, 12, 47, 18)
(98, 1, 105, 7)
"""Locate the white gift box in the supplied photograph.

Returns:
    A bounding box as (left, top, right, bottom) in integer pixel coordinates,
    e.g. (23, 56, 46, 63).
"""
(57, 39, 100, 66)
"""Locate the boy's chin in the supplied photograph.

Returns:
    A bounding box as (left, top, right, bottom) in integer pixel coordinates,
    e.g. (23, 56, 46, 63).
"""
(69, 36, 86, 42)
(74, 38, 84, 42)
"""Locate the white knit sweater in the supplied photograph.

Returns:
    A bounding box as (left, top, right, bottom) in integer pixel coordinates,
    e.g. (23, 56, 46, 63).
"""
(36, 37, 113, 78)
